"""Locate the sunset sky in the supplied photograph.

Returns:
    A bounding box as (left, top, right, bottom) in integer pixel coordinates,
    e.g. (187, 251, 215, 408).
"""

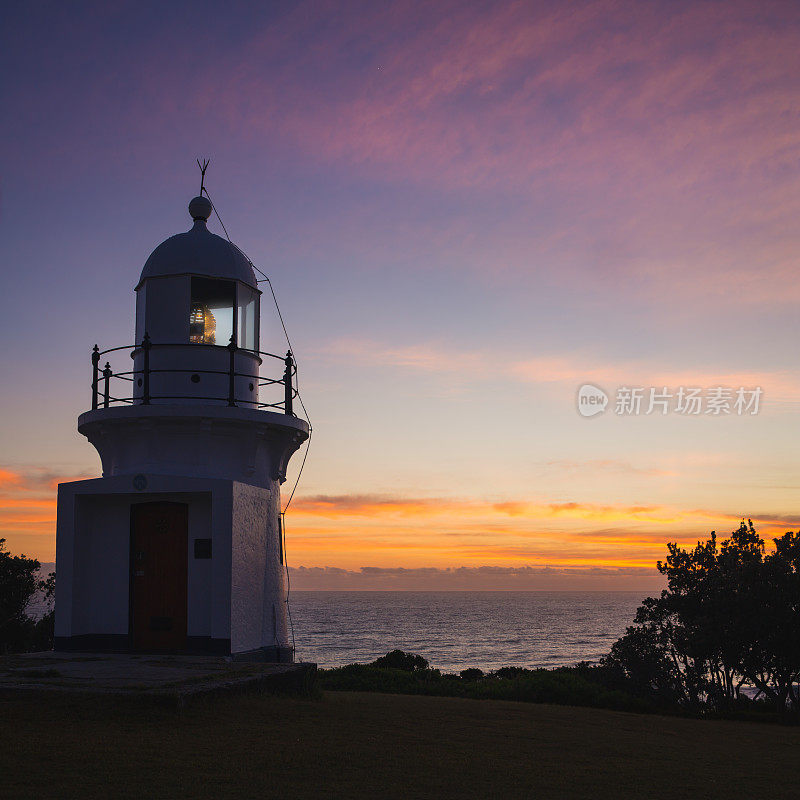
(3, 0, 800, 589)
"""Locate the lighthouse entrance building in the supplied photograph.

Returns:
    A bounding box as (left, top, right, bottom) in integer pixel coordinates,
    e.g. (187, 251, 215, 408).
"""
(54, 196, 309, 661)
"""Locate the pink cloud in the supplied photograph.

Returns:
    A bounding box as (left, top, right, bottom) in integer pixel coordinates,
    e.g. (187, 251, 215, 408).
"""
(316, 337, 800, 401)
(209, 1, 800, 307)
(16, 1, 800, 309)
(206, 1, 800, 197)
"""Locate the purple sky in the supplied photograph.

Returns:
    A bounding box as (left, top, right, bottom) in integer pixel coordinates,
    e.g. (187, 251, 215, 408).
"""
(2, 0, 800, 588)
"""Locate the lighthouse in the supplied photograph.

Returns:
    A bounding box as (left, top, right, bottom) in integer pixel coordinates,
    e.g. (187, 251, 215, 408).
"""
(54, 194, 309, 661)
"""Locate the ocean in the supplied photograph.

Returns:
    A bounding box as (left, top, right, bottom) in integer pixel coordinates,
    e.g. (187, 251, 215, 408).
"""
(29, 588, 645, 671)
(288, 591, 644, 673)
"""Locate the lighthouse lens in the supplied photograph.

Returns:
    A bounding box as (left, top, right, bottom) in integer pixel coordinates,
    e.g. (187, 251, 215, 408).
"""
(189, 304, 216, 343)
(189, 278, 235, 345)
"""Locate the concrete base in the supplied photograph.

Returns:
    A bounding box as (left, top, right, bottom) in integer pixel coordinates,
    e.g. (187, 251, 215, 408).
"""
(54, 635, 233, 655)
(0, 652, 316, 706)
(232, 645, 294, 663)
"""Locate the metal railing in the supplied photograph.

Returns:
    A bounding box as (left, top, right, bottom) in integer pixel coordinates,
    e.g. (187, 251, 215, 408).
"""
(90, 334, 297, 414)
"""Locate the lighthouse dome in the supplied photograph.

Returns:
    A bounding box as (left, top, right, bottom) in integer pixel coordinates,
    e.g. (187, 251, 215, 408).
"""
(137, 197, 257, 289)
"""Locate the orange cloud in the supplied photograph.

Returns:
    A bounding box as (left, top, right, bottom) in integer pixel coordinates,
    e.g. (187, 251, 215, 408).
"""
(0, 466, 95, 560)
(290, 492, 782, 529)
(292, 495, 442, 517)
(278, 490, 797, 572)
(0, 469, 22, 488)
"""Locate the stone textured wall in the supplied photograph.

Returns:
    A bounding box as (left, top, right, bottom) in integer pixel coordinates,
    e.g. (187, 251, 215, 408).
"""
(231, 481, 288, 653)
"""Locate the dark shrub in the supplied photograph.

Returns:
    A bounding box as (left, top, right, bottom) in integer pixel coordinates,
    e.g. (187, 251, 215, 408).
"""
(0, 539, 55, 654)
(494, 666, 533, 679)
(372, 650, 429, 672)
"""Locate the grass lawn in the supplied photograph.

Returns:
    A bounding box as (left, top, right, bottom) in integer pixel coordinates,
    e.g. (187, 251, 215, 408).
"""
(1, 690, 797, 799)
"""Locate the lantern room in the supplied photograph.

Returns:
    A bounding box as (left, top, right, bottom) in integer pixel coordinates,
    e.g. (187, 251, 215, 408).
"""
(131, 195, 263, 407)
(135, 196, 260, 350)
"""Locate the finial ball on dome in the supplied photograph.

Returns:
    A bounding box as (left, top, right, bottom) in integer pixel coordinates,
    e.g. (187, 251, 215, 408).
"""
(189, 195, 213, 222)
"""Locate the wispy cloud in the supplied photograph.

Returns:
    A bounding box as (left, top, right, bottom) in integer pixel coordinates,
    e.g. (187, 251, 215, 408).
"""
(292, 493, 676, 522)
(316, 337, 800, 401)
(292, 491, 797, 530)
(219, 2, 800, 192)
(186, 0, 800, 308)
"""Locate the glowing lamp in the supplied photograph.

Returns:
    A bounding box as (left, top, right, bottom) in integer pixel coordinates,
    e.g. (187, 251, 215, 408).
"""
(189, 303, 217, 344)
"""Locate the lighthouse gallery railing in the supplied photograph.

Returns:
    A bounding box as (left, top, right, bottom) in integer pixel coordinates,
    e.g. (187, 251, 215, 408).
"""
(89, 335, 298, 415)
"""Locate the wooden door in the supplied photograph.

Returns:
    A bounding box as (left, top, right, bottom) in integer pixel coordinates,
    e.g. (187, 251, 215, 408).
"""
(130, 502, 188, 651)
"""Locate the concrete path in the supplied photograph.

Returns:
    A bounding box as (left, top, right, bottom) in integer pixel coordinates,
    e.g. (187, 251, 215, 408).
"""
(0, 652, 316, 705)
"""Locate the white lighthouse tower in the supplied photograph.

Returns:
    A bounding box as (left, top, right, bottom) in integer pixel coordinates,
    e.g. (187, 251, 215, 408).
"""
(54, 194, 309, 661)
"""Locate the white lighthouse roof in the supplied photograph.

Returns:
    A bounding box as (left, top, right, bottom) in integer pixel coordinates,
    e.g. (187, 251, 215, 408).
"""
(138, 197, 258, 289)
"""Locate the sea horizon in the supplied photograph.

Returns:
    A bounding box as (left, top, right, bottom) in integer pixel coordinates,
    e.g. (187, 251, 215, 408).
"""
(288, 590, 644, 672)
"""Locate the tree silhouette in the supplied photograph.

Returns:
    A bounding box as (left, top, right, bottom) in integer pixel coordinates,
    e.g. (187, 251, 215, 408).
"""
(372, 649, 429, 672)
(605, 521, 800, 716)
(0, 538, 55, 653)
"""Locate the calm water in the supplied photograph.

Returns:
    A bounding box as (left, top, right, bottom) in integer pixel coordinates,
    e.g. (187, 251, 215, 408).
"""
(288, 591, 643, 673)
